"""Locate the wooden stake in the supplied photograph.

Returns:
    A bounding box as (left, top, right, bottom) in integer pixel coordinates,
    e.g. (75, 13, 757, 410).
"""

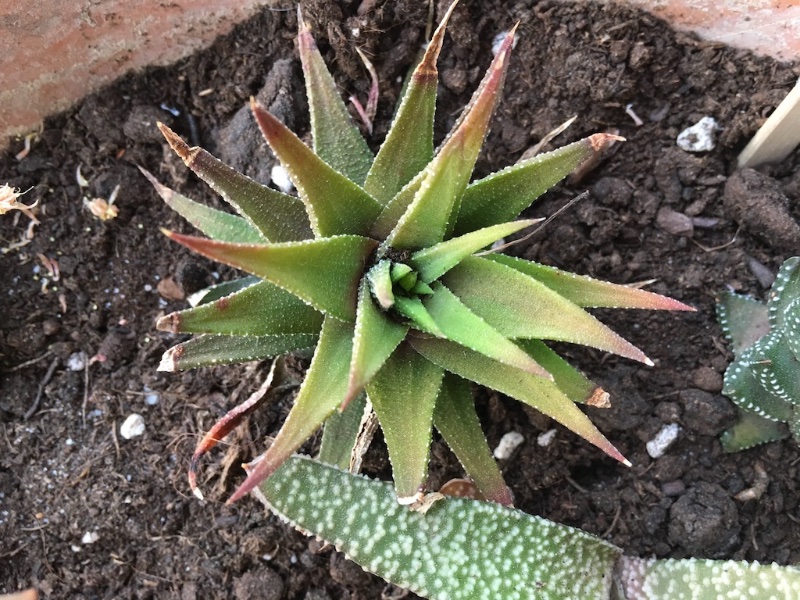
(738, 77, 800, 168)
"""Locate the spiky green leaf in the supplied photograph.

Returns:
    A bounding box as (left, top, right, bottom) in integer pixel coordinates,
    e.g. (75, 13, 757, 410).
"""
(297, 16, 373, 184)
(394, 296, 443, 336)
(746, 331, 800, 405)
(370, 170, 426, 239)
(344, 281, 409, 405)
(723, 348, 794, 422)
(433, 373, 512, 505)
(409, 335, 629, 465)
(425, 282, 550, 377)
(163, 232, 377, 321)
(455, 135, 613, 234)
(487, 254, 694, 311)
(251, 100, 381, 237)
(157, 123, 312, 242)
(156, 280, 323, 336)
(361, 1, 458, 203)
(386, 28, 517, 250)
(519, 340, 607, 406)
(319, 393, 369, 470)
(366, 343, 444, 500)
(158, 333, 317, 372)
(410, 219, 538, 283)
(228, 317, 354, 502)
(444, 257, 652, 365)
(140, 167, 264, 243)
(259, 456, 621, 600)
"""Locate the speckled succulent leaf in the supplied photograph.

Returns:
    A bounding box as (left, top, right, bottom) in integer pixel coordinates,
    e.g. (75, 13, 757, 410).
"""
(140, 167, 264, 243)
(487, 254, 695, 311)
(785, 297, 800, 358)
(361, 1, 458, 204)
(319, 393, 369, 470)
(519, 340, 607, 406)
(717, 259, 800, 450)
(716, 291, 770, 355)
(251, 100, 382, 237)
(227, 317, 355, 503)
(162, 232, 377, 321)
(386, 28, 517, 251)
(410, 219, 539, 283)
(767, 256, 800, 330)
(433, 373, 513, 506)
(747, 331, 800, 404)
(393, 296, 443, 336)
(425, 282, 551, 377)
(157, 123, 312, 242)
(445, 257, 652, 365)
(617, 555, 800, 600)
(366, 344, 444, 500)
(367, 259, 395, 309)
(344, 281, 409, 406)
(187, 276, 260, 307)
(158, 333, 317, 372)
(258, 456, 621, 600)
(297, 14, 373, 184)
(455, 135, 609, 234)
(370, 169, 426, 239)
(157, 280, 323, 336)
(720, 408, 790, 452)
(409, 335, 629, 465)
(723, 347, 793, 422)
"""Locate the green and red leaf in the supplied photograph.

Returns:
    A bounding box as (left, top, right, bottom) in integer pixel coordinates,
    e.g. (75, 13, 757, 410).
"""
(433, 373, 513, 505)
(162, 232, 376, 321)
(228, 316, 355, 503)
(444, 257, 653, 365)
(251, 100, 382, 237)
(156, 280, 323, 336)
(487, 254, 694, 312)
(385, 26, 518, 250)
(158, 333, 317, 372)
(297, 13, 373, 185)
(409, 335, 629, 466)
(361, 1, 458, 204)
(158, 123, 312, 242)
(366, 343, 444, 500)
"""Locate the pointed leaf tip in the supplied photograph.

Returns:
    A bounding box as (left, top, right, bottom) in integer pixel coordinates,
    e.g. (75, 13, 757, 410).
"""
(158, 122, 196, 164)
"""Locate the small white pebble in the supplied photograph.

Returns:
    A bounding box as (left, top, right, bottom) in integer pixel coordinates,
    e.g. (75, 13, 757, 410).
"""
(144, 284, 153, 292)
(120, 414, 145, 439)
(536, 429, 557, 447)
(143, 386, 159, 406)
(677, 116, 718, 152)
(81, 531, 99, 544)
(65, 438, 75, 446)
(71, 544, 82, 553)
(646, 423, 681, 458)
(493, 431, 524, 459)
(66, 352, 87, 371)
(87, 409, 103, 419)
(271, 165, 294, 193)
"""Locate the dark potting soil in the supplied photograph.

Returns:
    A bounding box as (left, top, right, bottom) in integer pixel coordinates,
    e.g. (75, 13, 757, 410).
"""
(2, 1, 800, 598)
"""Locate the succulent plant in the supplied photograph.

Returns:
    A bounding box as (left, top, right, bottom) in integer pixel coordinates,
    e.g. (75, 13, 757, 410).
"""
(147, 1, 691, 504)
(256, 456, 800, 600)
(717, 256, 800, 452)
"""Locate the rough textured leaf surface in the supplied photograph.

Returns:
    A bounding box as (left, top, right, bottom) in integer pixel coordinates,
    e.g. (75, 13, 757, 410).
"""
(259, 456, 620, 600)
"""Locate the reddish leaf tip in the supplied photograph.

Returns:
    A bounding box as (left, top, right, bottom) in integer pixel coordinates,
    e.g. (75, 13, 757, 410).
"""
(158, 122, 196, 164)
(586, 388, 611, 408)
